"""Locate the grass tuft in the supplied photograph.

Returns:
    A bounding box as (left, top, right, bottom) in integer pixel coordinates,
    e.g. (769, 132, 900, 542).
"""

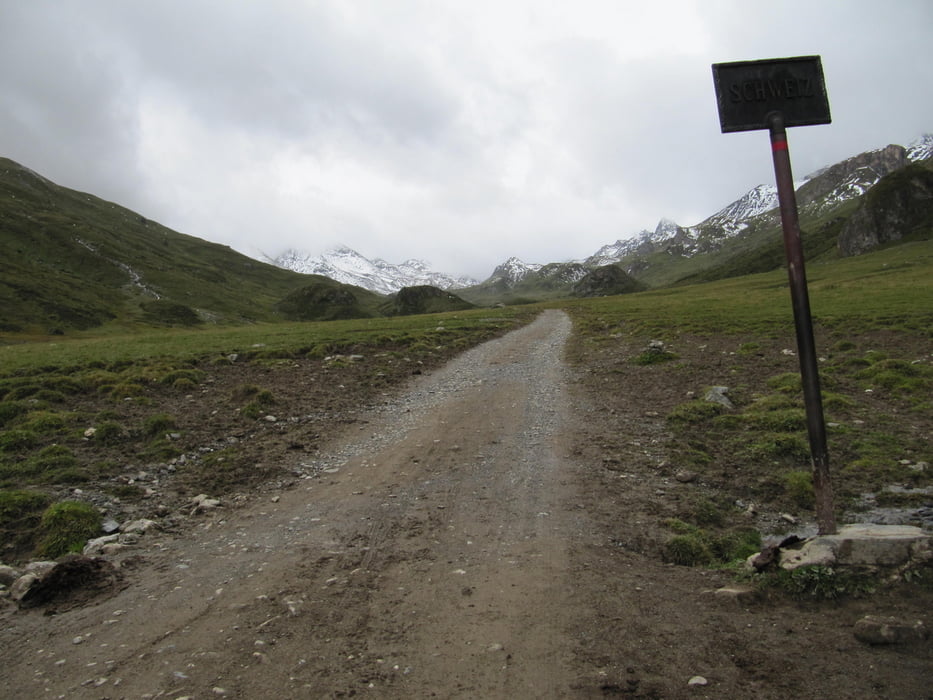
(35, 500, 102, 559)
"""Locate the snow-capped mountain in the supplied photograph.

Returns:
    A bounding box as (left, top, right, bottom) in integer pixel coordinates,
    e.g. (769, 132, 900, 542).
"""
(700, 184, 777, 238)
(486, 257, 543, 286)
(263, 246, 477, 295)
(586, 221, 676, 267)
(575, 134, 933, 274)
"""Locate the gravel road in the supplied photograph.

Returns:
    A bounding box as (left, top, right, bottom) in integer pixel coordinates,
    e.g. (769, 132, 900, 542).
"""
(3, 309, 594, 698)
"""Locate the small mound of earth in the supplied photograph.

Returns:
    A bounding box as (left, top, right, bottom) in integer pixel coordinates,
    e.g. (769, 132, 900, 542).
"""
(18, 555, 124, 613)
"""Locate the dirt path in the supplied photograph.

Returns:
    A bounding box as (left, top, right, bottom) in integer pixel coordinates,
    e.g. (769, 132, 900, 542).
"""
(1, 310, 593, 698)
(2, 310, 931, 699)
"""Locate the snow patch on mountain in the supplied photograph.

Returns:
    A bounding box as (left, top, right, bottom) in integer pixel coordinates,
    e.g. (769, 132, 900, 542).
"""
(586, 230, 653, 267)
(907, 133, 933, 162)
(263, 246, 477, 295)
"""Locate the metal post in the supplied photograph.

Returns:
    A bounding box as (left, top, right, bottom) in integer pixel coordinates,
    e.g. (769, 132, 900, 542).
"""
(768, 112, 836, 535)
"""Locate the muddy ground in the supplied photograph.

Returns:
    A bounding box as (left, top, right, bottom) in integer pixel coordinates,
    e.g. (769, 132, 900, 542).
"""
(1, 310, 930, 699)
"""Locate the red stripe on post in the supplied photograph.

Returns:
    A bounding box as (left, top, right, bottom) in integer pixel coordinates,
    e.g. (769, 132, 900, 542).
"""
(772, 139, 789, 152)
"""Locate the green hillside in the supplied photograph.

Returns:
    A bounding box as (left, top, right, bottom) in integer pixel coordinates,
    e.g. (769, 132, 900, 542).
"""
(0, 158, 382, 336)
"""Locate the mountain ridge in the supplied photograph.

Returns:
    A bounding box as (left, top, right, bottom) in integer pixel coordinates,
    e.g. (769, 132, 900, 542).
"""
(269, 133, 931, 294)
(482, 133, 932, 291)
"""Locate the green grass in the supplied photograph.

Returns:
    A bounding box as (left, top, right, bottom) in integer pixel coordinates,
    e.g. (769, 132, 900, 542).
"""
(667, 401, 724, 424)
(0, 489, 52, 560)
(35, 500, 102, 558)
(784, 470, 815, 508)
(763, 565, 877, 600)
(0, 305, 537, 550)
(560, 239, 933, 338)
(0, 308, 535, 376)
(632, 348, 679, 365)
(565, 239, 932, 527)
(662, 517, 762, 567)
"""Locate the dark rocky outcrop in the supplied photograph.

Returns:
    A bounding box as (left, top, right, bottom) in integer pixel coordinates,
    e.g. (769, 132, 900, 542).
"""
(383, 285, 474, 316)
(838, 164, 933, 256)
(572, 264, 646, 297)
(275, 282, 372, 321)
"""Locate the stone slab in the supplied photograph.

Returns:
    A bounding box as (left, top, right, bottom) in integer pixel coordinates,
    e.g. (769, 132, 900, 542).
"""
(780, 524, 931, 570)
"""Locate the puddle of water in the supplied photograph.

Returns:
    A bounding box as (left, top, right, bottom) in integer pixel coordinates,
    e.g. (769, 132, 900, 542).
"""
(844, 485, 933, 531)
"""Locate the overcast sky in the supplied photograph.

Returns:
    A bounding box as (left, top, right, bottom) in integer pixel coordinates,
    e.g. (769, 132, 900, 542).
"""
(2, 1, 931, 279)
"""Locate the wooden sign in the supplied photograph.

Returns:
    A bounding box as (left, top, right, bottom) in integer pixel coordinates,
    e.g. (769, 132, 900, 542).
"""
(712, 56, 831, 133)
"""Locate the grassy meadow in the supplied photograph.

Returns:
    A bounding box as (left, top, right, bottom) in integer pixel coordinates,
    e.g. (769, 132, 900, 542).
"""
(1, 308, 543, 375)
(1, 239, 930, 565)
(560, 238, 933, 338)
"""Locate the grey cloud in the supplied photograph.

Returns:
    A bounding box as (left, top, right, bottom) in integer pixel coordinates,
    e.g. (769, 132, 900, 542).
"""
(0, 4, 141, 204)
(94, 2, 459, 152)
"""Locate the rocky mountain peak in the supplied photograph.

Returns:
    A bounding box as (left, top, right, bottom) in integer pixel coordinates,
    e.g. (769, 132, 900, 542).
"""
(655, 218, 681, 237)
(572, 133, 930, 277)
(490, 257, 542, 285)
(796, 144, 908, 210)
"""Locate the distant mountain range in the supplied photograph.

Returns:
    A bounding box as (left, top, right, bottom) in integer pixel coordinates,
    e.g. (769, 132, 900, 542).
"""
(500, 133, 933, 285)
(1, 132, 930, 333)
(260, 246, 478, 295)
(265, 134, 933, 295)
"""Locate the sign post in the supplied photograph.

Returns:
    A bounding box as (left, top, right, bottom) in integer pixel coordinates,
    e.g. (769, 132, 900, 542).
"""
(712, 56, 836, 535)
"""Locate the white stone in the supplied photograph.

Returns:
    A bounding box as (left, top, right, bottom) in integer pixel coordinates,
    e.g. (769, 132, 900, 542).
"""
(191, 494, 221, 511)
(84, 535, 120, 556)
(710, 585, 758, 603)
(24, 561, 56, 576)
(121, 519, 157, 535)
(9, 573, 39, 601)
(854, 615, 929, 645)
(703, 386, 733, 409)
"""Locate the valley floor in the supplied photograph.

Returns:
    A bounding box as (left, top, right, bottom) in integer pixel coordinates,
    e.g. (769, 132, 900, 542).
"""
(1, 311, 930, 698)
